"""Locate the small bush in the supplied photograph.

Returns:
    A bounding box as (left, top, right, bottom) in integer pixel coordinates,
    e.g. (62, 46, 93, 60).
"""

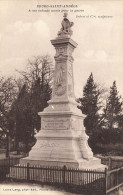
(93, 143, 123, 156)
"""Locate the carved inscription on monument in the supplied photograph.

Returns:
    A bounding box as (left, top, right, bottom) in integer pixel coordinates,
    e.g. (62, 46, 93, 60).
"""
(39, 141, 59, 148)
(42, 118, 70, 130)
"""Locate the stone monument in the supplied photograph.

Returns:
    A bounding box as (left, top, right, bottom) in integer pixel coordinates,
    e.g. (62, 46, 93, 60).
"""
(20, 13, 105, 170)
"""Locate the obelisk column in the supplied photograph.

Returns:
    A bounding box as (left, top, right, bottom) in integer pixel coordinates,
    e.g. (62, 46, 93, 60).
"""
(51, 38, 76, 101)
(45, 13, 82, 116)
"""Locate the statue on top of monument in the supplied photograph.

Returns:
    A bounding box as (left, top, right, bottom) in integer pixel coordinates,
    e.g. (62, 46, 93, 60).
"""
(58, 13, 74, 37)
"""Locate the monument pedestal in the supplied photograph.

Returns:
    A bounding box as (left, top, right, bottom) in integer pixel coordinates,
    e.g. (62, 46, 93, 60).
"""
(20, 103, 105, 170)
(20, 14, 106, 171)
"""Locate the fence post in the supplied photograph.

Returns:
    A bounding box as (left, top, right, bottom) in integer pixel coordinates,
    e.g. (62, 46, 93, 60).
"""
(8, 157, 11, 178)
(9, 156, 10, 167)
(27, 163, 30, 181)
(105, 168, 108, 194)
(108, 157, 111, 170)
(62, 165, 66, 185)
(116, 165, 119, 190)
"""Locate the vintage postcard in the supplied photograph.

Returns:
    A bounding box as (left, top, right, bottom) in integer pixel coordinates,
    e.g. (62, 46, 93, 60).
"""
(0, 0, 123, 195)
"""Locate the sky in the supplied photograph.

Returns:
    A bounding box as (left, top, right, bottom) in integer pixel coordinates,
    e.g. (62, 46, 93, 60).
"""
(0, 0, 123, 98)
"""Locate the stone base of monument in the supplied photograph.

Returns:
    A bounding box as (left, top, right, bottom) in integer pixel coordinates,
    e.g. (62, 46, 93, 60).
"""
(19, 157, 106, 171)
(19, 111, 106, 171)
(10, 109, 106, 183)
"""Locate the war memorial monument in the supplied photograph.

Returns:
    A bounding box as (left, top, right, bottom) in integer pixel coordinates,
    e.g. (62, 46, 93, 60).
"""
(20, 13, 105, 170)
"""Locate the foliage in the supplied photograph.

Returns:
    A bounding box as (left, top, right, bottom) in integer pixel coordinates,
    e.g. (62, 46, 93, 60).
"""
(0, 55, 54, 153)
(9, 55, 53, 153)
(17, 55, 54, 89)
(30, 77, 51, 131)
(77, 74, 123, 153)
(89, 81, 123, 153)
(104, 81, 122, 130)
(0, 76, 18, 134)
(100, 81, 123, 144)
(77, 73, 103, 135)
(94, 142, 123, 156)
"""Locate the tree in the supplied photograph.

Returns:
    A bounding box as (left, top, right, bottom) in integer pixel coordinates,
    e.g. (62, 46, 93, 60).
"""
(21, 55, 53, 132)
(9, 84, 32, 152)
(17, 55, 54, 90)
(30, 77, 52, 131)
(10, 55, 54, 153)
(77, 73, 108, 152)
(103, 81, 123, 143)
(0, 76, 18, 134)
(18, 55, 53, 131)
(0, 76, 19, 151)
(78, 73, 102, 135)
(118, 114, 123, 141)
(104, 81, 122, 127)
(0, 55, 53, 153)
